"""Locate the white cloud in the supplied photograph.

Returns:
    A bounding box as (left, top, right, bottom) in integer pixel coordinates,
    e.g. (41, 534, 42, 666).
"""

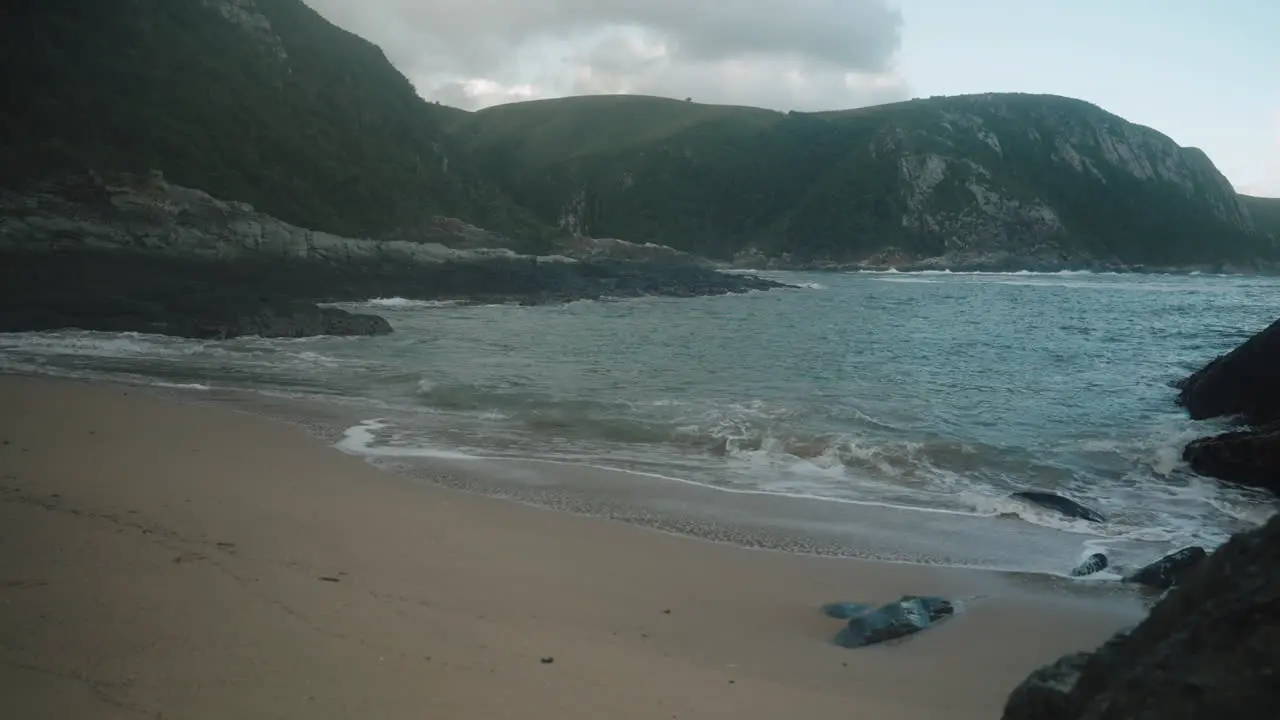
(302, 0, 908, 111)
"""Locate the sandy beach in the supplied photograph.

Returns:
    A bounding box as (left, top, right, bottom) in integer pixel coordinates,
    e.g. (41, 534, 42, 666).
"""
(0, 375, 1144, 719)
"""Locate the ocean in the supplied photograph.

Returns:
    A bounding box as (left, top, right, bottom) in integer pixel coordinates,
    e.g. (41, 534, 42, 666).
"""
(3, 270, 1276, 577)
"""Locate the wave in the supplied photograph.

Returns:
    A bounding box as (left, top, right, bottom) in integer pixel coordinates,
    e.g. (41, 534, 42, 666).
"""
(359, 297, 463, 309)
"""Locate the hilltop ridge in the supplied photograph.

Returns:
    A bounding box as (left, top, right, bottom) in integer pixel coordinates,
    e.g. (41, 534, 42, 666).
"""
(1, 0, 1276, 270)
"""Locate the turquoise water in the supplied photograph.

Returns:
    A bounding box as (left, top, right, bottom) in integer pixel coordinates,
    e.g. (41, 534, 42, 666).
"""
(3, 270, 1277, 571)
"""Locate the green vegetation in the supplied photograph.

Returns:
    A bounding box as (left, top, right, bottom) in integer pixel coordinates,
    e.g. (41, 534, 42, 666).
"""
(0, 0, 537, 241)
(1, 0, 1274, 267)
(450, 93, 1273, 265)
(1242, 195, 1280, 239)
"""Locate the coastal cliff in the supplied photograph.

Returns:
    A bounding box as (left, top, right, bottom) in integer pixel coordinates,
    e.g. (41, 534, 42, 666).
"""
(450, 93, 1276, 270)
(3, 1, 1276, 272)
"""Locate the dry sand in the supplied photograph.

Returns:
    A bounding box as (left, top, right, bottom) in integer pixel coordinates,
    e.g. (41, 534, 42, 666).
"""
(0, 375, 1143, 719)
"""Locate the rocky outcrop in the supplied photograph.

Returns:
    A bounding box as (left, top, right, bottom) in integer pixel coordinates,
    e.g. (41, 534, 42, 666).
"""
(1177, 317, 1280, 494)
(1000, 515, 1280, 720)
(0, 286, 392, 340)
(1177, 317, 1280, 425)
(0, 173, 782, 339)
(1123, 547, 1208, 590)
(0, 171, 524, 266)
(1183, 426, 1280, 495)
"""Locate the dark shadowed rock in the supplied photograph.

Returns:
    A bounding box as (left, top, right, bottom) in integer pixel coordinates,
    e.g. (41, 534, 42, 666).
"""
(1012, 491, 1106, 523)
(0, 173, 785, 341)
(833, 595, 954, 649)
(820, 602, 874, 620)
(1177, 317, 1280, 425)
(1001, 652, 1091, 719)
(1183, 425, 1280, 495)
(1070, 553, 1109, 577)
(1002, 516, 1280, 720)
(1123, 546, 1208, 590)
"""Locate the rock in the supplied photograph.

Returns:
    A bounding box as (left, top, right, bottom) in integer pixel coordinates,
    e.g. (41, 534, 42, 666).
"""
(1123, 546, 1208, 590)
(1070, 553, 1109, 577)
(1001, 652, 1091, 719)
(1177, 317, 1280, 425)
(0, 275, 393, 339)
(833, 595, 954, 649)
(820, 602, 874, 620)
(0, 173, 785, 321)
(1011, 491, 1106, 523)
(1001, 516, 1280, 720)
(1182, 425, 1280, 495)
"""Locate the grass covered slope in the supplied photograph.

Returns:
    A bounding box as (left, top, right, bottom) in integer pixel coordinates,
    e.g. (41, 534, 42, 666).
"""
(450, 93, 1271, 266)
(0, 0, 536, 241)
(1241, 195, 1280, 239)
(1, 0, 1272, 268)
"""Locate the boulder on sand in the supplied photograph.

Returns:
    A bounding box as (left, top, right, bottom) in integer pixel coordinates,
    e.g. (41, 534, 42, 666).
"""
(828, 595, 955, 649)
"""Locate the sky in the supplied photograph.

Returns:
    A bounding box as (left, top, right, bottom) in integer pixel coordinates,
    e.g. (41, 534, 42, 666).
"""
(302, 0, 1280, 197)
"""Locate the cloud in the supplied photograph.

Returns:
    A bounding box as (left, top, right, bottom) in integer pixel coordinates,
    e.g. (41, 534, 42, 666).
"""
(301, 0, 908, 111)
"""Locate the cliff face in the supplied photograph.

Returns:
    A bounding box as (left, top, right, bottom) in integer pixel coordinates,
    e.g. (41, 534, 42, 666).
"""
(450, 94, 1272, 269)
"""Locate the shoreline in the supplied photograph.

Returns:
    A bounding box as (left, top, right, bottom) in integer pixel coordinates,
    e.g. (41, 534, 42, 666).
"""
(0, 364, 1244, 580)
(0, 373, 1146, 719)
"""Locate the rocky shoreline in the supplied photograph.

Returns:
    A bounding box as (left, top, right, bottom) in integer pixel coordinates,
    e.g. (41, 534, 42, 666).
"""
(1176, 317, 1280, 495)
(995, 317, 1280, 719)
(728, 250, 1280, 275)
(0, 173, 783, 339)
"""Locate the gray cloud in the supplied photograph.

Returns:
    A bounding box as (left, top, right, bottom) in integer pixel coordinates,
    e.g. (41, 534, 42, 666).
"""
(302, 0, 908, 111)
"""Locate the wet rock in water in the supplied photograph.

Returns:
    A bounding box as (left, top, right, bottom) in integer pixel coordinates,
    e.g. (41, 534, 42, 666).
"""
(833, 595, 954, 649)
(1124, 546, 1207, 590)
(820, 601, 874, 620)
(1177, 317, 1280, 426)
(1070, 553, 1109, 577)
(1011, 491, 1106, 523)
(1182, 424, 1280, 496)
(1001, 516, 1280, 720)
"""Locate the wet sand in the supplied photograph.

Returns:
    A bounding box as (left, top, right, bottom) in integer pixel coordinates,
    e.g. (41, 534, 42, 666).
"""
(0, 375, 1143, 719)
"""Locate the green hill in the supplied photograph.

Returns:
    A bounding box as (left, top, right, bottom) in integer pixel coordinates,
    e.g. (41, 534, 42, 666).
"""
(449, 93, 1272, 266)
(0, 0, 537, 242)
(1, 0, 1274, 269)
(1242, 195, 1280, 239)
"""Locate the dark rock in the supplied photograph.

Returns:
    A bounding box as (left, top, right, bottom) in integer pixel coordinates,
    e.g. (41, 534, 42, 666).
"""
(1177, 317, 1280, 425)
(1123, 546, 1208, 590)
(1070, 553, 1109, 577)
(0, 174, 785, 341)
(820, 601, 874, 620)
(833, 595, 954, 649)
(1011, 491, 1106, 523)
(1001, 652, 1091, 719)
(1183, 425, 1280, 495)
(1001, 515, 1280, 720)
